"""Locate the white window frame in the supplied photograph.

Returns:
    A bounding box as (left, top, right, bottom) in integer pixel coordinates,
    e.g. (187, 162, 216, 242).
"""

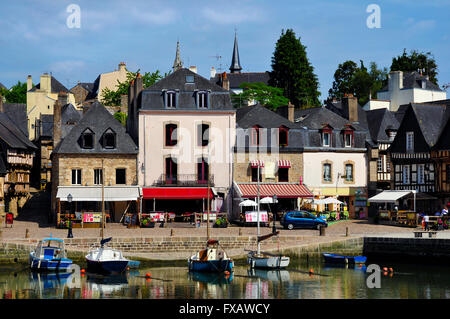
(197, 91, 208, 108)
(166, 91, 176, 108)
(406, 132, 414, 153)
(72, 169, 82, 185)
(322, 132, 330, 147)
(94, 168, 103, 185)
(344, 133, 352, 148)
(323, 163, 332, 182)
(377, 156, 383, 172)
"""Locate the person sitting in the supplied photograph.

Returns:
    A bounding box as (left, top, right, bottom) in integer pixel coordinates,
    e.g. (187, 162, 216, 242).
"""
(438, 218, 444, 231)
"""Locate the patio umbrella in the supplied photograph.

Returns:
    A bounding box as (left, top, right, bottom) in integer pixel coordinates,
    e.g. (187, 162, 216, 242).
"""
(311, 199, 327, 205)
(260, 197, 278, 204)
(323, 197, 343, 205)
(239, 199, 258, 207)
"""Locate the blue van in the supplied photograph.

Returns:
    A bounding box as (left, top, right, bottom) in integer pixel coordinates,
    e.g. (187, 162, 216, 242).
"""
(280, 211, 328, 230)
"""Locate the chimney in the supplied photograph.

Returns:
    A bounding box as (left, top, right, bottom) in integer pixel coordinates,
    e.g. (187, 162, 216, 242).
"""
(342, 94, 358, 123)
(388, 71, 403, 92)
(53, 96, 62, 147)
(210, 67, 216, 79)
(189, 66, 197, 74)
(40, 73, 52, 92)
(118, 61, 126, 72)
(221, 72, 230, 91)
(27, 75, 33, 91)
(288, 101, 294, 122)
(120, 94, 128, 114)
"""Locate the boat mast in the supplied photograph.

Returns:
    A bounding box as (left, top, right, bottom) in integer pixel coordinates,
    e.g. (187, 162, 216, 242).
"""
(207, 146, 210, 241)
(101, 159, 104, 240)
(257, 164, 260, 255)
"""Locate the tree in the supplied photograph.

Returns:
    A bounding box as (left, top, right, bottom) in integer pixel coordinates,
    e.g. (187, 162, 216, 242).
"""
(0, 81, 28, 104)
(269, 29, 321, 108)
(231, 82, 289, 110)
(328, 60, 387, 106)
(101, 70, 164, 106)
(114, 111, 127, 127)
(391, 49, 438, 84)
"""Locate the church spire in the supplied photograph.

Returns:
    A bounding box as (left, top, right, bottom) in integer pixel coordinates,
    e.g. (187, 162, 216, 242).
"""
(229, 31, 242, 73)
(173, 40, 183, 72)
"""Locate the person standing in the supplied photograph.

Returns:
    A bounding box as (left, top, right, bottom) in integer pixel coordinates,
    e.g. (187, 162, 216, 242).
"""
(424, 214, 430, 231)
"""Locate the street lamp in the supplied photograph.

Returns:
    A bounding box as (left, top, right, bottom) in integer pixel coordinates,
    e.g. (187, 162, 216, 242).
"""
(272, 195, 278, 233)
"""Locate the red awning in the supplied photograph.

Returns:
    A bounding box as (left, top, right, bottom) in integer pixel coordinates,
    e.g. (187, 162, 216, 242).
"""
(143, 187, 214, 199)
(250, 160, 264, 168)
(236, 183, 313, 198)
(278, 160, 291, 168)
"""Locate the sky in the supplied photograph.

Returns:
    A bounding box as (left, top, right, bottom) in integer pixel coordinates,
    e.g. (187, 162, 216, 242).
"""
(0, 0, 449, 100)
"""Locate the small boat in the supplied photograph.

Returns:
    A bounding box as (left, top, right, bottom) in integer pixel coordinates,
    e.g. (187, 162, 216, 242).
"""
(322, 253, 367, 265)
(85, 237, 129, 274)
(188, 239, 234, 273)
(29, 237, 73, 272)
(247, 250, 290, 269)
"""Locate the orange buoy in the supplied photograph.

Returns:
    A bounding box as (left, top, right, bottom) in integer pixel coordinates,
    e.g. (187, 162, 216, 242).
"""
(383, 267, 388, 272)
(81, 269, 85, 273)
(145, 273, 151, 278)
(383, 272, 388, 276)
(81, 274, 85, 278)
(389, 268, 393, 272)
(146, 278, 151, 282)
(309, 268, 314, 275)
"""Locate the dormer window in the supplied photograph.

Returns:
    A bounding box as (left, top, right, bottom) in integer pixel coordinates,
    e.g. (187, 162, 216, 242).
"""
(102, 129, 116, 149)
(80, 129, 94, 149)
(344, 133, 353, 147)
(165, 91, 177, 108)
(322, 132, 331, 147)
(406, 132, 414, 153)
(197, 91, 208, 108)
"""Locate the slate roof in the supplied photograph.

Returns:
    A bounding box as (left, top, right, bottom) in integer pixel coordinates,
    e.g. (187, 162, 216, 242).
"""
(29, 76, 70, 93)
(410, 103, 449, 147)
(379, 71, 443, 92)
(0, 113, 37, 150)
(71, 82, 95, 93)
(324, 99, 369, 129)
(3, 103, 28, 138)
(211, 72, 270, 89)
(38, 103, 82, 139)
(365, 108, 400, 143)
(140, 68, 233, 111)
(53, 101, 137, 154)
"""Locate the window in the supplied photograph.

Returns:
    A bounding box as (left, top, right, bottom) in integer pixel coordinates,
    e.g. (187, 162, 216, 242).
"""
(322, 132, 330, 147)
(197, 92, 208, 108)
(165, 157, 177, 184)
(417, 164, 425, 185)
(345, 164, 354, 182)
(344, 133, 352, 147)
(251, 126, 261, 146)
(406, 132, 414, 153)
(166, 91, 176, 108)
(81, 130, 94, 149)
(186, 75, 194, 83)
(71, 169, 82, 185)
(102, 130, 116, 149)
(251, 167, 262, 182)
(197, 158, 209, 183)
(116, 168, 126, 185)
(279, 126, 288, 147)
(94, 169, 103, 185)
(165, 124, 177, 146)
(323, 164, 332, 182)
(377, 156, 383, 172)
(278, 167, 289, 182)
(402, 165, 410, 185)
(197, 123, 209, 146)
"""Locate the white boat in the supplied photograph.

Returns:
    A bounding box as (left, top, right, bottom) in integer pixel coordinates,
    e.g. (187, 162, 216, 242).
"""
(85, 237, 129, 274)
(246, 164, 290, 269)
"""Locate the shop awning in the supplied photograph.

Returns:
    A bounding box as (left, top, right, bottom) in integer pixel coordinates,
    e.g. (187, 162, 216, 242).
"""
(250, 160, 264, 168)
(57, 186, 140, 202)
(142, 187, 215, 199)
(368, 190, 413, 203)
(235, 182, 313, 198)
(278, 160, 291, 168)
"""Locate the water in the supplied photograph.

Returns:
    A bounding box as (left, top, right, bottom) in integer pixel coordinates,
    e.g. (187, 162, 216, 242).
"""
(1, 260, 450, 299)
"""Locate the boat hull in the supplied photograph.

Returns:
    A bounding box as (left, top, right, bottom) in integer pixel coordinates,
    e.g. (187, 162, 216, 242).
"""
(86, 259, 129, 274)
(323, 253, 367, 264)
(188, 259, 233, 273)
(29, 255, 72, 272)
(247, 253, 290, 269)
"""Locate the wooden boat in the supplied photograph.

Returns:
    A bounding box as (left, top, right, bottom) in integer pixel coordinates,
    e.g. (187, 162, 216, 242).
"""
(86, 237, 129, 274)
(188, 239, 234, 272)
(322, 253, 367, 264)
(29, 237, 73, 272)
(246, 164, 289, 269)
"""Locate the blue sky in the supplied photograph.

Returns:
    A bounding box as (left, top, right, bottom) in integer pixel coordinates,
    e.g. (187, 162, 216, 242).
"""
(0, 0, 449, 100)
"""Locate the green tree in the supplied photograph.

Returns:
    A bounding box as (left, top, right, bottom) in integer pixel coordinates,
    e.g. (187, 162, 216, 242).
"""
(231, 82, 289, 110)
(269, 29, 321, 109)
(101, 70, 164, 106)
(328, 61, 358, 100)
(114, 111, 127, 126)
(0, 81, 28, 104)
(391, 49, 438, 84)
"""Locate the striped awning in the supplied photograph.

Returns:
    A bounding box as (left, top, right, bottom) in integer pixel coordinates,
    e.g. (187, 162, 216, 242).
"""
(278, 160, 291, 168)
(250, 160, 264, 168)
(236, 183, 313, 198)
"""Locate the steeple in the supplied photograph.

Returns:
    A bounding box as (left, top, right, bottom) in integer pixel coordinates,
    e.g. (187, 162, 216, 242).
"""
(173, 40, 183, 72)
(229, 32, 242, 74)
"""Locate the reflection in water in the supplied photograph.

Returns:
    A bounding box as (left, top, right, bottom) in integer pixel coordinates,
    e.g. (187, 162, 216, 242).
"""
(1, 261, 450, 299)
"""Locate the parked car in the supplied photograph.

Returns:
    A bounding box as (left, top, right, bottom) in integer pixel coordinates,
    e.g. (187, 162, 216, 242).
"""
(280, 211, 328, 230)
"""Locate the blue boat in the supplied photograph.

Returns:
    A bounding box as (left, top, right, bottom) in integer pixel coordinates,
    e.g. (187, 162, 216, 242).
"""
(322, 253, 367, 265)
(188, 239, 234, 273)
(29, 237, 73, 272)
